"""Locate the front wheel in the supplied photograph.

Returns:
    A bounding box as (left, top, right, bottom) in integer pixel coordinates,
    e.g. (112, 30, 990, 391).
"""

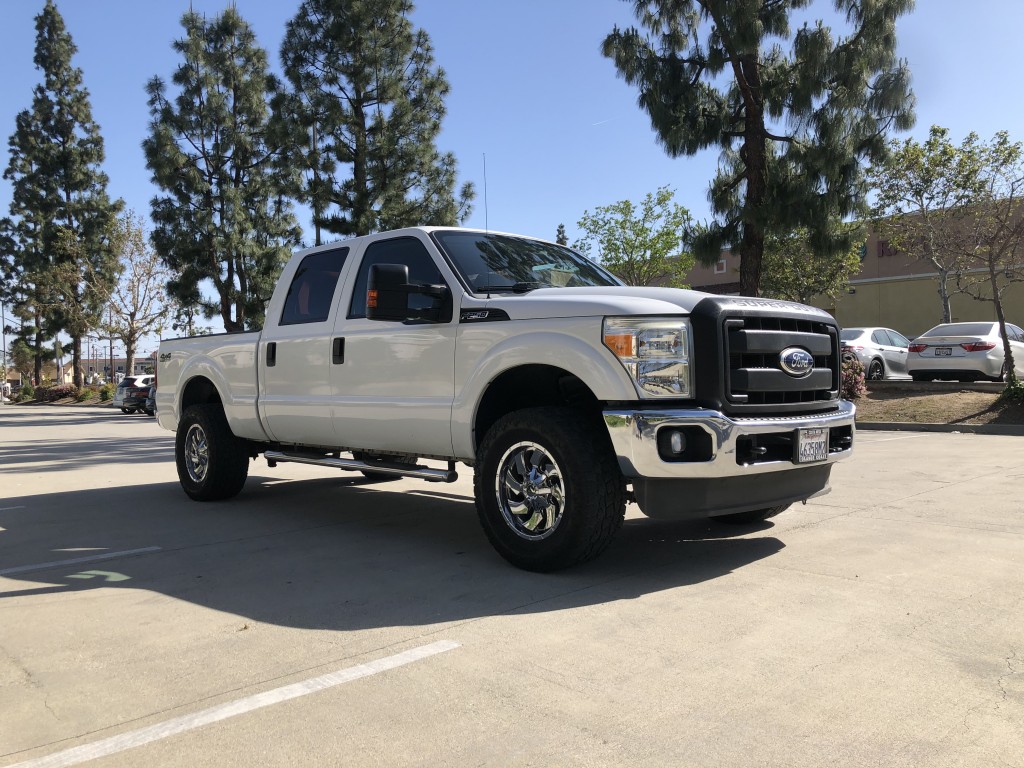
(474, 407, 626, 572)
(714, 504, 791, 525)
(175, 404, 249, 501)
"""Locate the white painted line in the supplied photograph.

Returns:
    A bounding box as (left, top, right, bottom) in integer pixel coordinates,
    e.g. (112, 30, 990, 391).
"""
(0, 547, 162, 577)
(0, 506, 26, 511)
(7, 640, 460, 768)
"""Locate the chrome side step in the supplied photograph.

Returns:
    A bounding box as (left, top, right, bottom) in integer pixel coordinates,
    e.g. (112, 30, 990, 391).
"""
(263, 450, 458, 483)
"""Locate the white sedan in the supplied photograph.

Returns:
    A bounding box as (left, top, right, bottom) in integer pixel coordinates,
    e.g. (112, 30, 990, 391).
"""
(908, 321, 1024, 382)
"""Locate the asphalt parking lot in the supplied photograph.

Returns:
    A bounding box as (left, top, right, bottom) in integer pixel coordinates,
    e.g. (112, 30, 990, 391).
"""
(1, 405, 1022, 768)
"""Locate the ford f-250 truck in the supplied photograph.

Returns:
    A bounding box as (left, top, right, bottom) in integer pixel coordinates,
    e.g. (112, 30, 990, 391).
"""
(156, 227, 855, 571)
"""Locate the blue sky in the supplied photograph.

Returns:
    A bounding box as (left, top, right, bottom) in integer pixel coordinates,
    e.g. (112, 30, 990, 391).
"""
(1, 0, 1021, 353)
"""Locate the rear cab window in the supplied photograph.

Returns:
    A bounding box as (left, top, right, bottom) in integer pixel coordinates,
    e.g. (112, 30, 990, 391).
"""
(280, 247, 349, 325)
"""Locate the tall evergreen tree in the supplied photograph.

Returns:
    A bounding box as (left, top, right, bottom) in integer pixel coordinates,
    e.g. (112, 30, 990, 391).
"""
(279, 0, 475, 238)
(555, 223, 568, 246)
(604, 0, 916, 296)
(144, 8, 301, 333)
(3, 0, 122, 388)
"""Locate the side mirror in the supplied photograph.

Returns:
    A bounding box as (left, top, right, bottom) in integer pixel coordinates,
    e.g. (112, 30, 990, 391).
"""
(366, 264, 450, 323)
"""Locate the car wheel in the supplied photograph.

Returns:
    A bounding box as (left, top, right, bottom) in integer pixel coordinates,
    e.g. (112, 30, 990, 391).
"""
(714, 504, 791, 525)
(120, 407, 131, 414)
(993, 362, 1009, 382)
(175, 404, 249, 501)
(473, 407, 626, 572)
(867, 359, 885, 380)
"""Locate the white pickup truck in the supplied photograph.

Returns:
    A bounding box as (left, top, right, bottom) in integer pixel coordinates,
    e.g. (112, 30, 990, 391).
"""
(156, 227, 855, 571)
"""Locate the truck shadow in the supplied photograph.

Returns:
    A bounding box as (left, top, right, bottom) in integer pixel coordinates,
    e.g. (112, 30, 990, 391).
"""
(0, 476, 784, 631)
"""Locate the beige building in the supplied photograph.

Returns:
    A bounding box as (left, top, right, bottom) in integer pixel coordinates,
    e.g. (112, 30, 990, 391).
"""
(686, 231, 1024, 339)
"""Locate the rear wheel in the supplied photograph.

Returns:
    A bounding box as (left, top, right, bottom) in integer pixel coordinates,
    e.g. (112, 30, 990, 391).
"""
(474, 407, 625, 572)
(175, 404, 249, 501)
(714, 504, 791, 525)
(867, 359, 884, 380)
(120, 407, 131, 414)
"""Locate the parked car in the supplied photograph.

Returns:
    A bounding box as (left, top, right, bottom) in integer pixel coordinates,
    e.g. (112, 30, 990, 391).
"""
(113, 375, 155, 414)
(908, 321, 1024, 382)
(143, 387, 156, 417)
(840, 327, 913, 380)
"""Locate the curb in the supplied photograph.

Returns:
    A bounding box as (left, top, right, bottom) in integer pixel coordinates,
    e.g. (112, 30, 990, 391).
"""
(857, 421, 1024, 436)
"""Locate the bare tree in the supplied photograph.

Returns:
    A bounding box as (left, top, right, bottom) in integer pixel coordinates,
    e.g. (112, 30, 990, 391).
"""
(103, 211, 171, 377)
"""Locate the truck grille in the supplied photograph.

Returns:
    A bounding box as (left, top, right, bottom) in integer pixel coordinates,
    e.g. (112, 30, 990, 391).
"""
(689, 297, 842, 417)
(725, 316, 839, 406)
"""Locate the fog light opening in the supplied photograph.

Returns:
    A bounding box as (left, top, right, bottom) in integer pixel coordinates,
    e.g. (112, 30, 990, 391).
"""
(668, 430, 686, 455)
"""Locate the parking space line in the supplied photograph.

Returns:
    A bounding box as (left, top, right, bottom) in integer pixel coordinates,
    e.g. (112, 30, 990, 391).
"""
(6, 640, 460, 768)
(0, 547, 162, 577)
(0, 506, 26, 511)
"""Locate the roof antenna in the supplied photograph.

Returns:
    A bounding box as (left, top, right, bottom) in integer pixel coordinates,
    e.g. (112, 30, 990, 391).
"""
(483, 152, 489, 233)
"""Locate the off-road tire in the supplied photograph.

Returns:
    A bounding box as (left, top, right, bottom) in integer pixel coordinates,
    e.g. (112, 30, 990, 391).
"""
(714, 504, 791, 525)
(474, 407, 626, 572)
(175, 404, 249, 501)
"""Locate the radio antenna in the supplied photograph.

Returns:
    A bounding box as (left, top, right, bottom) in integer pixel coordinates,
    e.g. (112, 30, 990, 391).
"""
(483, 152, 489, 233)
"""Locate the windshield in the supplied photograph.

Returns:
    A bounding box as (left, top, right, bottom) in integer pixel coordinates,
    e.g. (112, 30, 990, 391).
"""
(432, 231, 621, 293)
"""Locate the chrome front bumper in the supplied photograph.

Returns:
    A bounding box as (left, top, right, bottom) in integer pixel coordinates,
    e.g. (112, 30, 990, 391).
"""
(603, 400, 856, 479)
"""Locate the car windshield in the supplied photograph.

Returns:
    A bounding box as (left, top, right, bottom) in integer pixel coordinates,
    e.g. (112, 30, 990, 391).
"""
(432, 231, 621, 294)
(840, 329, 866, 342)
(120, 377, 140, 388)
(922, 323, 995, 338)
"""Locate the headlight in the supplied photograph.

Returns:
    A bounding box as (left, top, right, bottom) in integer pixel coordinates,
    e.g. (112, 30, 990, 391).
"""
(603, 317, 692, 398)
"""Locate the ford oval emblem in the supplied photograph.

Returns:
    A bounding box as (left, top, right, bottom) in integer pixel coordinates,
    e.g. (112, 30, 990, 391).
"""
(779, 347, 814, 377)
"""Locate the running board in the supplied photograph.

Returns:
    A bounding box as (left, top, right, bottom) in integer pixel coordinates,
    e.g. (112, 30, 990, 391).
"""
(263, 450, 458, 483)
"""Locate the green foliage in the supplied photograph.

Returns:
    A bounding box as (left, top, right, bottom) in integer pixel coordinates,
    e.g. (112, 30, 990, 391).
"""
(999, 379, 1024, 405)
(278, 0, 474, 239)
(761, 225, 864, 305)
(75, 387, 92, 402)
(37, 382, 77, 401)
(17, 382, 35, 402)
(555, 224, 568, 246)
(144, 7, 301, 332)
(3, 0, 121, 387)
(841, 359, 867, 400)
(99, 383, 114, 401)
(573, 187, 693, 287)
(603, 1, 916, 296)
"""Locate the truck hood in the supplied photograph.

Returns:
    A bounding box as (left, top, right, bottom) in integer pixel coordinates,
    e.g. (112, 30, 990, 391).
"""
(477, 286, 713, 320)
(476, 285, 831, 322)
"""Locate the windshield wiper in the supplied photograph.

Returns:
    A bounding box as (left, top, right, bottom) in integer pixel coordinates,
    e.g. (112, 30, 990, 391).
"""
(474, 281, 546, 294)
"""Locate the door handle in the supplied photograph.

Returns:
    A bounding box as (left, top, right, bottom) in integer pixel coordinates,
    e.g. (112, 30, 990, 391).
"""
(266, 342, 276, 367)
(332, 337, 345, 364)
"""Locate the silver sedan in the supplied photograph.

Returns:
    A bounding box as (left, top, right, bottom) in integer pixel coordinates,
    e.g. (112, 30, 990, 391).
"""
(908, 321, 1024, 382)
(840, 327, 912, 380)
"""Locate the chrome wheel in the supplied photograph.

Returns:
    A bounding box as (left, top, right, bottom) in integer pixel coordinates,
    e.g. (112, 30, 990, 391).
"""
(184, 423, 210, 484)
(868, 360, 884, 380)
(495, 441, 566, 540)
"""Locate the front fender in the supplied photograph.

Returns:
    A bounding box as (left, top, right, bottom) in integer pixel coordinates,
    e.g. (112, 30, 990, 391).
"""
(451, 321, 638, 459)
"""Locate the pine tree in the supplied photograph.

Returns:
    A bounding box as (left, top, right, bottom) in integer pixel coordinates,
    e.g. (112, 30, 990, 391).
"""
(3, 0, 122, 388)
(144, 8, 301, 333)
(604, 1, 916, 296)
(279, 0, 474, 237)
(556, 223, 568, 246)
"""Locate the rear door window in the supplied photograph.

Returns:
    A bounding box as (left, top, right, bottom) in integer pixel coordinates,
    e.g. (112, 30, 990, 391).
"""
(280, 247, 349, 325)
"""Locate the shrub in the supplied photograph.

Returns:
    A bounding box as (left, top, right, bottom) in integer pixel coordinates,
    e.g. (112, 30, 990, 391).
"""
(37, 383, 78, 402)
(18, 383, 35, 402)
(99, 384, 114, 402)
(76, 388, 93, 402)
(999, 378, 1024, 405)
(841, 358, 867, 400)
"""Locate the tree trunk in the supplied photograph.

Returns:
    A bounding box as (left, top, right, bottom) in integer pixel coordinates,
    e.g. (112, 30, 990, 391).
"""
(33, 309, 44, 385)
(125, 337, 136, 380)
(738, 55, 766, 297)
(937, 269, 952, 323)
(72, 335, 83, 389)
(990, 267, 1016, 384)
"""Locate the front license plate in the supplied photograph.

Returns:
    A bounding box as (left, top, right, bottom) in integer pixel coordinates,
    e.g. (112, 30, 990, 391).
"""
(935, 347, 952, 356)
(796, 428, 829, 464)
